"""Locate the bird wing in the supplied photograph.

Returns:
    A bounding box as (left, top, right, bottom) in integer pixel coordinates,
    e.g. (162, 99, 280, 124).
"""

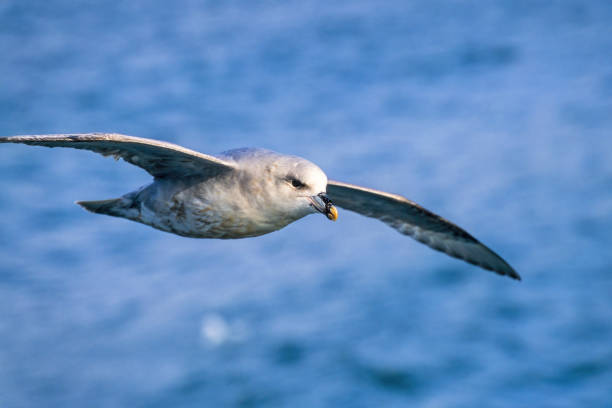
(326, 180, 520, 280)
(0, 133, 236, 179)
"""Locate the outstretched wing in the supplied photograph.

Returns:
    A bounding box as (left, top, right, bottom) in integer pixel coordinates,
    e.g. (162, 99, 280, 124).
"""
(326, 180, 520, 280)
(0, 133, 236, 179)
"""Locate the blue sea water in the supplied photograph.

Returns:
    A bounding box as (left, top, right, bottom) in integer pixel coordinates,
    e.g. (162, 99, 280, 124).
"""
(1, 1, 612, 406)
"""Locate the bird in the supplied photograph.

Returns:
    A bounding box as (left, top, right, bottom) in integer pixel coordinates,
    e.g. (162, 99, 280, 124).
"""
(0, 133, 520, 280)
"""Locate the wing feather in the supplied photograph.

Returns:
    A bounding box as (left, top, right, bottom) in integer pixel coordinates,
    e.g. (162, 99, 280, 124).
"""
(326, 180, 520, 280)
(0, 133, 235, 179)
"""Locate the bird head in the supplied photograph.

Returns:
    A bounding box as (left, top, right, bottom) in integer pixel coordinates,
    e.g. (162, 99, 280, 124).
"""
(228, 148, 338, 222)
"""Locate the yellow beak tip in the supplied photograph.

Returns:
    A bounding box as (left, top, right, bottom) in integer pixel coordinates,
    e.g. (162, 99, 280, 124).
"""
(327, 206, 338, 221)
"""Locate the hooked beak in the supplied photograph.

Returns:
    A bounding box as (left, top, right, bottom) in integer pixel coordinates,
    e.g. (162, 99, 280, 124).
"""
(308, 193, 338, 221)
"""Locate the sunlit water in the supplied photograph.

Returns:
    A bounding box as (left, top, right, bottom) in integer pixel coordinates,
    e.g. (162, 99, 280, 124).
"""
(1, 1, 611, 407)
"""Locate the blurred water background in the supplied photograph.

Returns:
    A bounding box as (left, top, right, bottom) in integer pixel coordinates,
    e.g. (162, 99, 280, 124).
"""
(1, 1, 612, 407)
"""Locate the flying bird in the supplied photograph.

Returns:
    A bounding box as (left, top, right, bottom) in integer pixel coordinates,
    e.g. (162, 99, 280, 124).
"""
(0, 133, 520, 280)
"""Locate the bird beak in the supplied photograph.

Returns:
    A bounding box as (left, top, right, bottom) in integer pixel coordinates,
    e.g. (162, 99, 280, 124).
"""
(309, 193, 338, 221)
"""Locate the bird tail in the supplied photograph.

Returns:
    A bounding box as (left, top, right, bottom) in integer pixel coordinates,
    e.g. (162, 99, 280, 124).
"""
(76, 197, 139, 220)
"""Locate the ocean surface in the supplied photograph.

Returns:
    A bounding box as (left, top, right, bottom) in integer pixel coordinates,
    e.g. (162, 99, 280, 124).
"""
(1, 1, 611, 407)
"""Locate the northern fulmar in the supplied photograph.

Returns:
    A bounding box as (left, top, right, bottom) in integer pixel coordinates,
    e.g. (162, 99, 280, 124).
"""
(0, 133, 520, 280)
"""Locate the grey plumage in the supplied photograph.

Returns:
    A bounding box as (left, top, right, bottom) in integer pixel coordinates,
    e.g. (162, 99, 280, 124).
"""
(0, 133, 520, 280)
(326, 181, 519, 280)
(3, 133, 234, 178)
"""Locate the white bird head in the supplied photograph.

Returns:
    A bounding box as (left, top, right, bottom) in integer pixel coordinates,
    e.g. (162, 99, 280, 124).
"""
(222, 148, 338, 223)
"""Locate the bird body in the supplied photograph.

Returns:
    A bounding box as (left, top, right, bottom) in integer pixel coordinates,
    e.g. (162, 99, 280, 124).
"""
(80, 148, 329, 239)
(0, 133, 520, 280)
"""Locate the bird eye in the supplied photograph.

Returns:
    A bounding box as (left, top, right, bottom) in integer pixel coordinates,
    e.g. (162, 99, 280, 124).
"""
(290, 178, 305, 189)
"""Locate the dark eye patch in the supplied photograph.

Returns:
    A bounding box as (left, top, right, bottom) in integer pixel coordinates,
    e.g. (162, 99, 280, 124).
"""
(292, 179, 305, 188)
(288, 177, 306, 189)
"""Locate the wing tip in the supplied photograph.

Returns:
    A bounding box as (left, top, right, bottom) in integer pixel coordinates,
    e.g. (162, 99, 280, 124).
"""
(508, 268, 522, 281)
(442, 242, 521, 281)
(507, 269, 522, 281)
(498, 266, 521, 281)
(0, 135, 19, 143)
(490, 255, 521, 281)
(480, 260, 521, 281)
